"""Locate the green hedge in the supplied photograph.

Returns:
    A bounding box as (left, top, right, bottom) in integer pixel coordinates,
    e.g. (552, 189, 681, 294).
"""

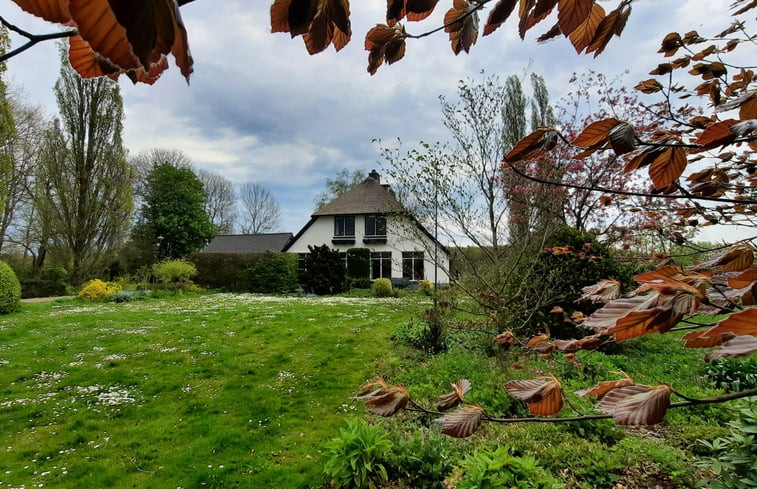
(20, 279, 67, 299)
(346, 248, 370, 280)
(247, 254, 298, 294)
(189, 253, 268, 291)
(0, 261, 21, 314)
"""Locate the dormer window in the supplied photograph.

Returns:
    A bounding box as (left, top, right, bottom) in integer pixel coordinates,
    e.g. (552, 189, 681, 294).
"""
(333, 215, 355, 244)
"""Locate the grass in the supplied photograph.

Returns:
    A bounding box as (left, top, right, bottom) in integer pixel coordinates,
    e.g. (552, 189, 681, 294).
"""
(0, 293, 424, 489)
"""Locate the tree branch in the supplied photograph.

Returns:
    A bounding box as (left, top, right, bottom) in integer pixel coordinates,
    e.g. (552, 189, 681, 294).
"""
(0, 15, 77, 63)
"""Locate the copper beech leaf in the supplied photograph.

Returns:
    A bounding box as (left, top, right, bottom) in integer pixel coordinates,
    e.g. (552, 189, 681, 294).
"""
(576, 372, 634, 399)
(695, 243, 755, 273)
(405, 0, 441, 22)
(436, 404, 484, 438)
(597, 384, 672, 425)
(608, 122, 637, 155)
(578, 279, 622, 304)
(649, 146, 688, 189)
(437, 379, 472, 411)
(504, 128, 558, 162)
(491, 330, 515, 350)
(353, 377, 388, 400)
(581, 293, 660, 334)
(483, 0, 517, 35)
(504, 376, 563, 415)
(11, 0, 70, 23)
(365, 385, 410, 417)
(444, 0, 479, 55)
(567, 2, 603, 53)
(705, 335, 757, 362)
(365, 24, 406, 75)
(557, 0, 594, 37)
(685, 308, 757, 348)
(573, 118, 620, 148)
(728, 269, 757, 289)
(695, 119, 739, 150)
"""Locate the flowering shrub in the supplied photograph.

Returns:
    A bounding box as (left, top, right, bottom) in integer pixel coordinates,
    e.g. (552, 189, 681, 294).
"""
(79, 279, 121, 301)
(419, 280, 434, 296)
(152, 259, 197, 283)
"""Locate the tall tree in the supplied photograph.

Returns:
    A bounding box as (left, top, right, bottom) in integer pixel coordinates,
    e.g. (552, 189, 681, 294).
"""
(314, 168, 366, 210)
(238, 182, 281, 234)
(135, 163, 215, 259)
(130, 147, 194, 205)
(198, 169, 236, 234)
(35, 51, 132, 283)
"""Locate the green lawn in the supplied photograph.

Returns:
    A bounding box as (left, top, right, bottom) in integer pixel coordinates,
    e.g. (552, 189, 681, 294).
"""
(0, 293, 423, 488)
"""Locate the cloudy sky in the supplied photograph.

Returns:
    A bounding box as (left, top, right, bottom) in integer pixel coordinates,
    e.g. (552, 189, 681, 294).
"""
(1, 0, 747, 239)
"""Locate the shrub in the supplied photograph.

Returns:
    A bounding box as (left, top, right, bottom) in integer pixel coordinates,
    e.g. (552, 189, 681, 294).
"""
(373, 278, 393, 298)
(20, 279, 67, 299)
(347, 277, 373, 290)
(323, 418, 392, 489)
(346, 248, 371, 282)
(419, 279, 434, 296)
(386, 430, 455, 489)
(303, 245, 345, 295)
(449, 447, 561, 489)
(79, 279, 121, 301)
(697, 403, 757, 489)
(189, 252, 266, 291)
(246, 253, 298, 294)
(0, 261, 21, 314)
(152, 259, 197, 283)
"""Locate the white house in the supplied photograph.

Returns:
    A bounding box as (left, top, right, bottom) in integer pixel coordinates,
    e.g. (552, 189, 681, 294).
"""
(283, 170, 450, 285)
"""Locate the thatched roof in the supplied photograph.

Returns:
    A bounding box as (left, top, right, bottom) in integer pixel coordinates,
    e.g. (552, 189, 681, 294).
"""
(313, 170, 404, 216)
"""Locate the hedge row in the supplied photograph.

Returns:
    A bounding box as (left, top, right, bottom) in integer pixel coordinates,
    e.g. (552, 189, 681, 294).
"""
(189, 252, 299, 293)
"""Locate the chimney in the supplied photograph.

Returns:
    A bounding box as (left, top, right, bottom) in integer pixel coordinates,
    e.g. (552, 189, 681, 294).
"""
(368, 169, 380, 183)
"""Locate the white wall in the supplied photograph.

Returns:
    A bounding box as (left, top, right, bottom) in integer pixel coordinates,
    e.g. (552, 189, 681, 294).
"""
(287, 214, 450, 285)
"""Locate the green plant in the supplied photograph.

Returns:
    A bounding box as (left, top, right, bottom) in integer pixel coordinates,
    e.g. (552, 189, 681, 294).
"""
(78, 279, 121, 300)
(419, 279, 434, 296)
(246, 253, 298, 293)
(386, 430, 454, 489)
(697, 403, 757, 489)
(303, 244, 345, 295)
(373, 278, 393, 298)
(449, 447, 561, 489)
(323, 418, 392, 489)
(0, 260, 21, 314)
(346, 248, 371, 282)
(705, 357, 757, 392)
(152, 259, 198, 284)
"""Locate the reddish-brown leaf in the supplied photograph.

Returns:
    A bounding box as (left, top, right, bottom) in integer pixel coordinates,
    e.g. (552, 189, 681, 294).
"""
(385, 0, 405, 25)
(504, 128, 558, 162)
(597, 384, 672, 425)
(365, 24, 406, 75)
(365, 385, 409, 417)
(566, 1, 602, 52)
(740, 94, 757, 120)
(303, 0, 352, 54)
(436, 404, 484, 438)
(584, 7, 617, 56)
(705, 335, 757, 362)
(581, 293, 660, 334)
(695, 243, 755, 273)
(67, 34, 122, 79)
(696, 308, 757, 340)
(527, 333, 550, 348)
(483, 0, 518, 35)
(576, 372, 634, 399)
(444, 0, 479, 54)
(695, 119, 739, 149)
(353, 377, 388, 400)
(405, 0, 441, 21)
(11, 0, 70, 24)
(608, 307, 682, 342)
(557, 0, 593, 37)
(491, 330, 515, 350)
(437, 379, 472, 411)
(608, 122, 636, 155)
(573, 118, 620, 148)
(578, 279, 622, 304)
(728, 269, 757, 289)
(649, 146, 688, 189)
(683, 330, 735, 348)
(505, 376, 563, 415)
(635, 79, 664, 94)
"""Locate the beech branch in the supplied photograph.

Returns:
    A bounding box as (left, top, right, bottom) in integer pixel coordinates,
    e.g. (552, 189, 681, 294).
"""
(504, 161, 757, 206)
(0, 15, 76, 63)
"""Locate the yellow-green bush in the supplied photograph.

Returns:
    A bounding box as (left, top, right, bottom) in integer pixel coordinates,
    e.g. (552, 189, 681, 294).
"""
(79, 279, 121, 300)
(0, 261, 21, 314)
(419, 280, 434, 296)
(153, 259, 197, 284)
(373, 278, 393, 298)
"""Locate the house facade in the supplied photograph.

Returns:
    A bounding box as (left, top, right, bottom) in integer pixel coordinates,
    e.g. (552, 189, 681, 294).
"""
(283, 170, 450, 285)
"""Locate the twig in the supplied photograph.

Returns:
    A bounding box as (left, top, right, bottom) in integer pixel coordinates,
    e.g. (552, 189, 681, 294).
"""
(0, 15, 77, 63)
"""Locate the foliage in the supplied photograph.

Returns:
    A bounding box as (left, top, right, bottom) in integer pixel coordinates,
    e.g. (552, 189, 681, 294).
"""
(0, 260, 21, 313)
(323, 418, 392, 489)
(152, 259, 197, 284)
(189, 252, 269, 291)
(20, 278, 67, 299)
(385, 430, 455, 489)
(697, 404, 757, 489)
(419, 279, 433, 296)
(246, 253, 298, 294)
(372, 278, 393, 298)
(705, 357, 757, 393)
(392, 308, 448, 354)
(314, 168, 366, 211)
(35, 49, 133, 284)
(133, 163, 215, 260)
(448, 447, 561, 489)
(346, 248, 370, 281)
(78, 278, 121, 301)
(303, 244, 345, 295)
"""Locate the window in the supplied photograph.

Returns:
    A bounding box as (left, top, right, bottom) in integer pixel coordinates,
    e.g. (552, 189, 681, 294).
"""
(334, 215, 355, 237)
(371, 252, 392, 279)
(365, 215, 387, 237)
(402, 251, 424, 281)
